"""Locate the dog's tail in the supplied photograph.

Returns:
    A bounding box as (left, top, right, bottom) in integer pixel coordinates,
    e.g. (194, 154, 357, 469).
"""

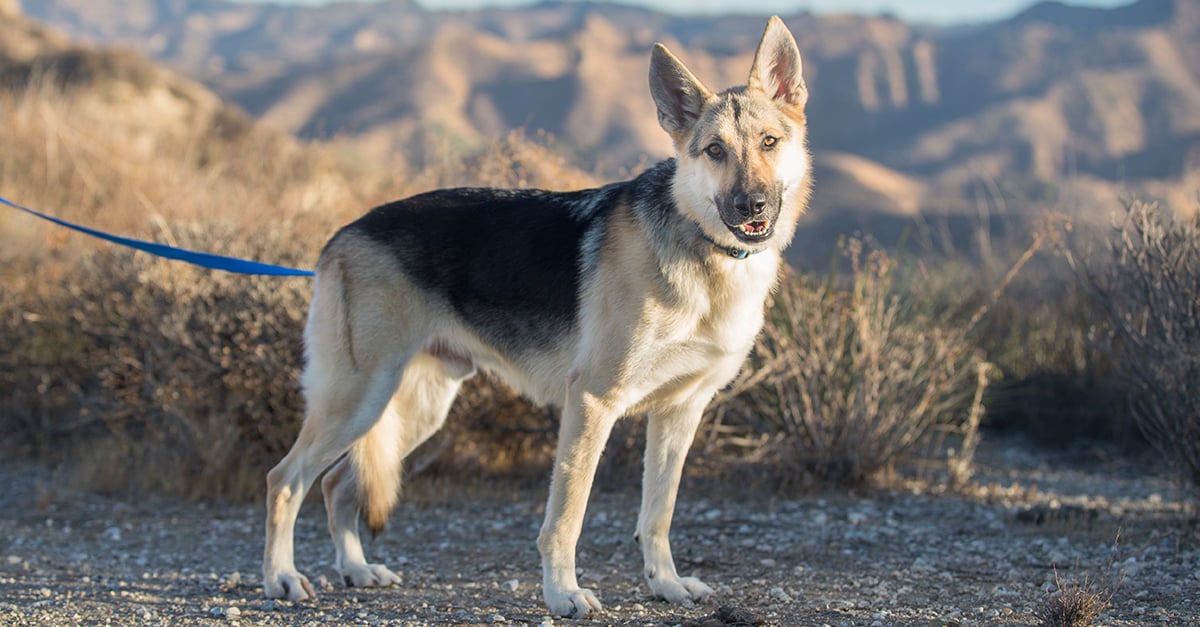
(350, 403, 405, 536)
(351, 350, 469, 535)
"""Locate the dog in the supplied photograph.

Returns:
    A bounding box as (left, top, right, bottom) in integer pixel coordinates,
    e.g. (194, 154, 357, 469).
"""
(262, 16, 811, 618)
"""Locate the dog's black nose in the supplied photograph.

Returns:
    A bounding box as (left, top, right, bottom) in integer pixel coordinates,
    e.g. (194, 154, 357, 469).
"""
(734, 192, 768, 217)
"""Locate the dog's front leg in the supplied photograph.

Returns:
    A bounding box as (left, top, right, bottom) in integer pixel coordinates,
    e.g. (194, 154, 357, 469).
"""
(637, 401, 714, 605)
(538, 384, 620, 618)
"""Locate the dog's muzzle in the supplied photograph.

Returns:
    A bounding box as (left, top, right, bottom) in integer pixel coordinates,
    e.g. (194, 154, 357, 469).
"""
(722, 191, 777, 243)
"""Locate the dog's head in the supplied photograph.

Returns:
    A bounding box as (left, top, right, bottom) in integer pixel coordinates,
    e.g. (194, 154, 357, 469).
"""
(650, 17, 811, 251)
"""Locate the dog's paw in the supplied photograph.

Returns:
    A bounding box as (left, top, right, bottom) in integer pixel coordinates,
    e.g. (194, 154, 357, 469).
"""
(263, 570, 316, 601)
(545, 586, 603, 618)
(339, 562, 402, 588)
(650, 575, 714, 606)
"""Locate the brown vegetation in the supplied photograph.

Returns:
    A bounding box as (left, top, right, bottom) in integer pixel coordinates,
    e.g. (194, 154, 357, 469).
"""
(707, 243, 987, 487)
(1033, 565, 1116, 627)
(1079, 200, 1200, 497)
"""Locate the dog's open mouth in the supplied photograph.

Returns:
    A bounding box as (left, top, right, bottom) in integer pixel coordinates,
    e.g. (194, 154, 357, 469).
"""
(735, 219, 773, 241)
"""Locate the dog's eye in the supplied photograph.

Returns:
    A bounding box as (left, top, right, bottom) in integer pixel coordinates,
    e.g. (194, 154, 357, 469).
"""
(705, 143, 724, 159)
(762, 136, 778, 150)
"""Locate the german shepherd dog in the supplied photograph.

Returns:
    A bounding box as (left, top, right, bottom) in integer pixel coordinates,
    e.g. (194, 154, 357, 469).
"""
(263, 16, 811, 618)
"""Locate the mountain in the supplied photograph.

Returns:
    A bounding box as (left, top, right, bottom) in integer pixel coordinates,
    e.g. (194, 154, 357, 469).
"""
(15, 0, 1200, 261)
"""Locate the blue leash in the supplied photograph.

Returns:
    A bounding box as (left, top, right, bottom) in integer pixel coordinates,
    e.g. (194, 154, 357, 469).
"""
(1, 195, 315, 277)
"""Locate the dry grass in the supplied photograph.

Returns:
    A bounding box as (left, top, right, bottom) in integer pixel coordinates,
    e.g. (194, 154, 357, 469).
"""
(705, 240, 989, 487)
(1, 225, 313, 497)
(1033, 566, 1115, 627)
(1077, 200, 1200, 497)
(0, 60, 395, 500)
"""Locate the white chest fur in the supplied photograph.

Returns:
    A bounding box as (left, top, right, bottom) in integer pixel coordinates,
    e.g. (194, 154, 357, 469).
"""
(617, 250, 780, 411)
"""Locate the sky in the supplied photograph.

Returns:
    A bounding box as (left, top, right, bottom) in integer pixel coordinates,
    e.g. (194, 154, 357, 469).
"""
(257, 0, 1134, 25)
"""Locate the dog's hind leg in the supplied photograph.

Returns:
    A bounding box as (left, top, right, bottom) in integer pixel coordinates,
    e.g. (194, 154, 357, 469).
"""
(264, 258, 427, 601)
(321, 456, 401, 589)
(637, 399, 714, 605)
(321, 351, 474, 589)
(263, 355, 411, 601)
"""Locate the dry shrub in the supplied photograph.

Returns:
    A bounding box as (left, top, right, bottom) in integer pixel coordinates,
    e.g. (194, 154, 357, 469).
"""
(1081, 200, 1200, 495)
(707, 240, 988, 487)
(1033, 566, 1114, 627)
(417, 128, 599, 192)
(0, 222, 312, 498)
(0, 65, 383, 499)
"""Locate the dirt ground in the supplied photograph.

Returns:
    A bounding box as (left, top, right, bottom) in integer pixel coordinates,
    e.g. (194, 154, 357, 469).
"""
(1, 436, 1197, 627)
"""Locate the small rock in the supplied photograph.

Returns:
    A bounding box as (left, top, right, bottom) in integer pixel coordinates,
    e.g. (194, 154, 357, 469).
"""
(910, 557, 935, 573)
(225, 606, 241, 619)
(503, 578, 519, 592)
(220, 571, 241, 592)
(681, 606, 764, 627)
(209, 606, 225, 618)
(769, 587, 792, 602)
(489, 614, 507, 623)
(760, 558, 777, 568)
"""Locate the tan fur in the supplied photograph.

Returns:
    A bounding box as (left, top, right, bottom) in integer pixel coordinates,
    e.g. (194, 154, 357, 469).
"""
(262, 16, 812, 619)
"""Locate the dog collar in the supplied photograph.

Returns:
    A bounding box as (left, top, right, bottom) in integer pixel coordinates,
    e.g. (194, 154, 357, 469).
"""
(697, 229, 763, 260)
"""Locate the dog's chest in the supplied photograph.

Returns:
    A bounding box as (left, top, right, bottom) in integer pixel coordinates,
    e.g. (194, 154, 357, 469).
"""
(627, 256, 777, 396)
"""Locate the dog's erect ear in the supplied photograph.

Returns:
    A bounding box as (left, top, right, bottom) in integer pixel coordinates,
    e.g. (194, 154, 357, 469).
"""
(748, 16, 807, 108)
(649, 43, 713, 139)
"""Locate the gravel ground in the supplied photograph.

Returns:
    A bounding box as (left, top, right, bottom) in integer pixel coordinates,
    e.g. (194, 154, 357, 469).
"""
(1, 437, 1197, 626)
